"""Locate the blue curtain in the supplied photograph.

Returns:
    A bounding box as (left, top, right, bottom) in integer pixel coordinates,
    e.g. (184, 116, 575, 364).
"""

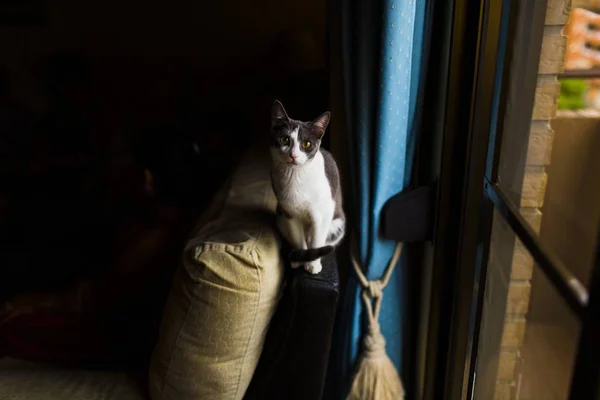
(328, 0, 426, 397)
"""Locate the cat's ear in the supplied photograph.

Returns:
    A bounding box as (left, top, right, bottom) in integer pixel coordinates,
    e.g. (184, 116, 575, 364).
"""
(272, 100, 289, 123)
(312, 111, 331, 137)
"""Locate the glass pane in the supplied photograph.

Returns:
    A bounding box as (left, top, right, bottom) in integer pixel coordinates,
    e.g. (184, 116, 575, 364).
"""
(474, 212, 580, 400)
(496, 4, 600, 288)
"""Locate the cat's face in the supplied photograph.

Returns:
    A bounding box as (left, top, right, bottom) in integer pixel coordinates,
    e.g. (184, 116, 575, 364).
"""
(270, 100, 330, 166)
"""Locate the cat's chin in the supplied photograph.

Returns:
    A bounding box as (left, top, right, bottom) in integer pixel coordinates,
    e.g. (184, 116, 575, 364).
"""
(276, 159, 305, 167)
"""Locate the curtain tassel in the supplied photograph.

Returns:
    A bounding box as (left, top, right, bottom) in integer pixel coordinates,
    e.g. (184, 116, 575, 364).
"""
(348, 243, 405, 400)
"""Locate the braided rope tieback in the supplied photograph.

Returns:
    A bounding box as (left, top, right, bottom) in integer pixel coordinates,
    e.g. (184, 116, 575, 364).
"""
(348, 241, 405, 400)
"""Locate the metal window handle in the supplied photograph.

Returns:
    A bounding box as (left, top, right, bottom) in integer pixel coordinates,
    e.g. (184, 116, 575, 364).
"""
(380, 184, 436, 243)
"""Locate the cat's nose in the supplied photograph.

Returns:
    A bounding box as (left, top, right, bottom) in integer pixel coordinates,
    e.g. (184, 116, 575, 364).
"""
(290, 155, 297, 161)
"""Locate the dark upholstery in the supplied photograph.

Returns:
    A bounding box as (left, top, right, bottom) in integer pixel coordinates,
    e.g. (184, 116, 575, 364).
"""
(245, 253, 340, 400)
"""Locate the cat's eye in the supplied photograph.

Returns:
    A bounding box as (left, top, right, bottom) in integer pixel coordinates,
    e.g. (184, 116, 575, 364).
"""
(301, 141, 312, 149)
(279, 136, 290, 145)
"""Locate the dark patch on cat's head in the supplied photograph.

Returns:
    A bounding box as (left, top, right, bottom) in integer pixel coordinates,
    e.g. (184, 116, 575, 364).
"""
(270, 100, 330, 166)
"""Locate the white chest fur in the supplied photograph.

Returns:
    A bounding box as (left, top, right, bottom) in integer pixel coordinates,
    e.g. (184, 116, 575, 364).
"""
(275, 152, 334, 217)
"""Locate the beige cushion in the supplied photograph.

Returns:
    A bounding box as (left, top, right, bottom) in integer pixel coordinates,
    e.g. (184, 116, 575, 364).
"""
(149, 150, 285, 400)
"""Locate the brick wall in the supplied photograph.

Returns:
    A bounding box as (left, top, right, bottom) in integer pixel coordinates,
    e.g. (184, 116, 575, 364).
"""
(494, 1, 571, 399)
(572, 0, 600, 8)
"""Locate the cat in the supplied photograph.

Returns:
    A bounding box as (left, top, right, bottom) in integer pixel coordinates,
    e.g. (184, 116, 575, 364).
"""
(269, 100, 345, 274)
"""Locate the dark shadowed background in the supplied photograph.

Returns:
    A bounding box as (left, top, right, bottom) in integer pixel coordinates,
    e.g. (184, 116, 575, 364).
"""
(0, 0, 331, 367)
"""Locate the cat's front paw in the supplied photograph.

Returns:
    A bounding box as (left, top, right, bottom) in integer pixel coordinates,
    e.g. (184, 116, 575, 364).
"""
(291, 261, 303, 269)
(304, 259, 322, 274)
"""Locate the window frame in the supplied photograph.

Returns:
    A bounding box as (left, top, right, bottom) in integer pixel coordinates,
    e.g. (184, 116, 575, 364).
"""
(419, 0, 600, 399)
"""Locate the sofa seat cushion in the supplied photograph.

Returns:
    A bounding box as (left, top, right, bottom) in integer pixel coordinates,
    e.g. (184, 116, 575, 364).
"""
(149, 150, 285, 400)
(0, 357, 145, 400)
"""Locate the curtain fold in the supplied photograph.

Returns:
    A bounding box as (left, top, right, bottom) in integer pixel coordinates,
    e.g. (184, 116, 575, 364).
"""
(329, 0, 425, 397)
